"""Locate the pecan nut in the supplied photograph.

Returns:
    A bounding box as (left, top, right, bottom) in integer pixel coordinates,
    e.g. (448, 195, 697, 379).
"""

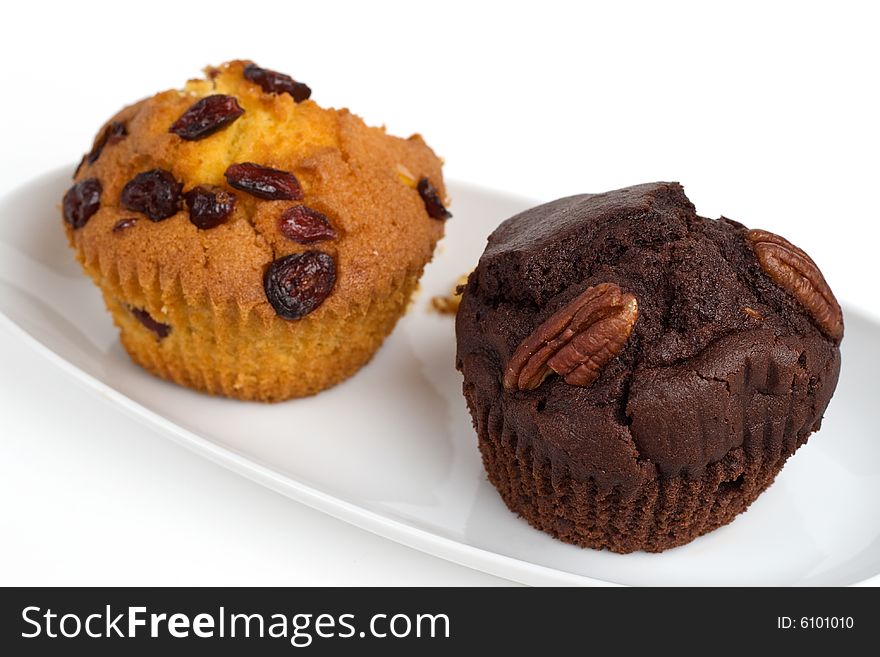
(746, 229, 843, 341)
(503, 283, 638, 390)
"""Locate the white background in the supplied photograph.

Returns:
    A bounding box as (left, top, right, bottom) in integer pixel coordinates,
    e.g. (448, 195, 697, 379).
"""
(1, 0, 877, 585)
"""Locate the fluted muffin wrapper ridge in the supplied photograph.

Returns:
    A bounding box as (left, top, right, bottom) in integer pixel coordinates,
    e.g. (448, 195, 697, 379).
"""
(92, 255, 423, 402)
(463, 376, 821, 553)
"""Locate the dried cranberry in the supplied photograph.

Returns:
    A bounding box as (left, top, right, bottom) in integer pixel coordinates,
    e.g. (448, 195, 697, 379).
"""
(225, 163, 303, 200)
(63, 178, 102, 229)
(279, 205, 337, 244)
(112, 217, 138, 232)
(129, 306, 171, 339)
(264, 251, 336, 320)
(88, 121, 127, 164)
(417, 178, 451, 220)
(184, 186, 236, 229)
(169, 95, 244, 140)
(243, 63, 311, 102)
(121, 169, 183, 221)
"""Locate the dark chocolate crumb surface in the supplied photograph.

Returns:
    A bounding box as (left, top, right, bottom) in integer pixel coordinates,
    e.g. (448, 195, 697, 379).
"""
(456, 183, 841, 488)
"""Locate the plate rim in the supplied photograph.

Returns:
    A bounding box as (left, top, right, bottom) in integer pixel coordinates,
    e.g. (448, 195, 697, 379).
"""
(2, 168, 878, 587)
(0, 309, 625, 587)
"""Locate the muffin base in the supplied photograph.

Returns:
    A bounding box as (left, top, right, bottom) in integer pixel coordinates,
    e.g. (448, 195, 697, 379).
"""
(100, 270, 422, 402)
(467, 391, 813, 554)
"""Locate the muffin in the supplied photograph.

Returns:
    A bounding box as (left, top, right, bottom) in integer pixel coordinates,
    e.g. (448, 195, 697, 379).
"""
(62, 60, 450, 402)
(456, 182, 842, 553)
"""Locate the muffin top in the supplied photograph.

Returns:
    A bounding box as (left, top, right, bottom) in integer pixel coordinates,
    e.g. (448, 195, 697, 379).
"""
(63, 60, 448, 322)
(456, 182, 842, 488)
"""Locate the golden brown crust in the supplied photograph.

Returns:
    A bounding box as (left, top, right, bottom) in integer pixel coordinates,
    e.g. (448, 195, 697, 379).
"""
(64, 60, 447, 401)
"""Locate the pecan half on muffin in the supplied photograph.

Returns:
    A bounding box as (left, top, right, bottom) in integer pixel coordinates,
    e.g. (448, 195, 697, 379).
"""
(63, 60, 449, 401)
(456, 182, 842, 553)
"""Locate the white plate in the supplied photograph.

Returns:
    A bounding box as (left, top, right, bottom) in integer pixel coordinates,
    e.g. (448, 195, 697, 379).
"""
(2, 167, 879, 587)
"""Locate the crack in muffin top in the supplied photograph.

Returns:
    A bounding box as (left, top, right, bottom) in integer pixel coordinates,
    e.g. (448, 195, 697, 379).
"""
(457, 182, 841, 486)
(66, 60, 447, 322)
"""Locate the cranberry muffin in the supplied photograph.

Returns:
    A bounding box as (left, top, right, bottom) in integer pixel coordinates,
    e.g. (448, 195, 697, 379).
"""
(456, 183, 842, 552)
(63, 60, 449, 401)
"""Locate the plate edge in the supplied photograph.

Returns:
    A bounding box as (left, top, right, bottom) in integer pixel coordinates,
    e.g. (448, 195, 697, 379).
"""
(0, 310, 623, 588)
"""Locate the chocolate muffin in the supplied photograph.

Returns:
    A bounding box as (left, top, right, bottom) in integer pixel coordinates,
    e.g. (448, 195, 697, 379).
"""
(456, 182, 842, 553)
(63, 60, 449, 402)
